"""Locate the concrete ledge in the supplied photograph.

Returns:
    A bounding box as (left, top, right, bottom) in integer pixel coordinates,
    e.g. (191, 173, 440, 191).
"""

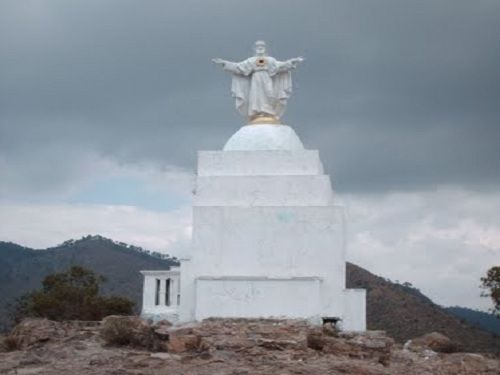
(194, 175, 333, 206)
(197, 150, 324, 176)
(141, 311, 179, 323)
(141, 269, 180, 277)
(197, 276, 323, 281)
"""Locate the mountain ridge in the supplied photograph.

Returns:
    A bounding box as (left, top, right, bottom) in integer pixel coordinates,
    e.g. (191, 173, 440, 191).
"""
(0, 236, 177, 331)
(445, 306, 500, 335)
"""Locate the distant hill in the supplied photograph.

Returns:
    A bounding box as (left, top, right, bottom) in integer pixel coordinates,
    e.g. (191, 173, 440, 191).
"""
(347, 262, 499, 352)
(0, 236, 177, 331)
(0, 236, 498, 353)
(445, 306, 500, 335)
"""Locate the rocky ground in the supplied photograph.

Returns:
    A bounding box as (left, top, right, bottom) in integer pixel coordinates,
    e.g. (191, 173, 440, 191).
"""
(0, 317, 498, 375)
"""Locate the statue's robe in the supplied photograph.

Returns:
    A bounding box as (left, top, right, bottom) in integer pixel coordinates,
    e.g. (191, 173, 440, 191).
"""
(223, 56, 293, 119)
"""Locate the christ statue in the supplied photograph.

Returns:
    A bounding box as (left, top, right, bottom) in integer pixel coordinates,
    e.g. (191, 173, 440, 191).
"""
(213, 41, 304, 124)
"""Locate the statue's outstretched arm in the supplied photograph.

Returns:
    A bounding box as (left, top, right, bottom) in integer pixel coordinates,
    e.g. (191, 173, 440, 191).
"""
(212, 58, 231, 66)
(276, 57, 305, 72)
(212, 58, 250, 75)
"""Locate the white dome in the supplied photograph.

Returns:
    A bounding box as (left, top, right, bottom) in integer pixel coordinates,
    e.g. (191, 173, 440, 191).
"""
(223, 124, 304, 151)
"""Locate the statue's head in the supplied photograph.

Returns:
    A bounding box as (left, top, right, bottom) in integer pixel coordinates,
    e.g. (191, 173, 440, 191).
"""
(254, 40, 267, 56)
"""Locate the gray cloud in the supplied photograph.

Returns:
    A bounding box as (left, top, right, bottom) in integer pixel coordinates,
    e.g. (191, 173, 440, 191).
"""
(343, 188, 500, 309)
(1, 0, 500, 195)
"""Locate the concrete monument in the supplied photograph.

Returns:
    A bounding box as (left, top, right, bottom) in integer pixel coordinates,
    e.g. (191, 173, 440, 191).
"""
(141, 41, 366, 331)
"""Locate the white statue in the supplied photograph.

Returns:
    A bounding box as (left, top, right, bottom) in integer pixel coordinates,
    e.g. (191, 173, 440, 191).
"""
(213, 41, 304, 124)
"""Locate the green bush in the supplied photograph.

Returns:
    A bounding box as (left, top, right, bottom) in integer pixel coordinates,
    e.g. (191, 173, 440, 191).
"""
(12, 266, 134, 322)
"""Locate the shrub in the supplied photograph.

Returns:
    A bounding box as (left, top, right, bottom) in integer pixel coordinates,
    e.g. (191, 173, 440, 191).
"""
(100, 296, 135, 317)
(99, 316, 162, 350)
(12, 266, 134, 322)
(100, 316, 134, 346)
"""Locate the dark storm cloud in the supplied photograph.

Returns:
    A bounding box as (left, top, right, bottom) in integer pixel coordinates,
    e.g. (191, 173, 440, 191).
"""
(1, 0, 499, 193)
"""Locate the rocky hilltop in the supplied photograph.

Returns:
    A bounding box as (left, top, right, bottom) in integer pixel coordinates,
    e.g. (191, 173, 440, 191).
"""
(0, 318, 498, 375)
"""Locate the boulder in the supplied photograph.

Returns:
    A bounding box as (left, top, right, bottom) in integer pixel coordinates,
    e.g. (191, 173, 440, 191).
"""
(306, 332, 326, 351)
(152, 320, 172, 340)
(165, 326, 202, 353)
(307, 329, 394, 364)
(405, 332, 457, 353)
(8, 319, 66, 349)
(167, 334, 201, 353)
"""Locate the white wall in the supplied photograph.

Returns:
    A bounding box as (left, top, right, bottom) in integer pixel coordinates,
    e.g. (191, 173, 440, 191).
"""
(342, 289, 367, 331)
(190, 206, 345, 282)
(195, 277, 321, 320)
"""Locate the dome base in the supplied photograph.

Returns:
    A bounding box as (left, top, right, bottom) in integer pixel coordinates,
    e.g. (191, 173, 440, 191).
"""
(223, 124, 304, 151)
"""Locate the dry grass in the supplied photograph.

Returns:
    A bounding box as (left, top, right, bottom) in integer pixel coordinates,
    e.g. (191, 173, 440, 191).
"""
(3, 335, 21, 351)
(100, 318, 134, 346)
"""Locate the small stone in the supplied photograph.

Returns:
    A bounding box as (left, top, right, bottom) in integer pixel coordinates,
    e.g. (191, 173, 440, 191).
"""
(306, 333, 325, 351)
(150, 352, 181, 360)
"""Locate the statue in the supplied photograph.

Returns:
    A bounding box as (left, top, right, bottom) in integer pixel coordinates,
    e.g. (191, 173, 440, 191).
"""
(213, 41, 304, 124)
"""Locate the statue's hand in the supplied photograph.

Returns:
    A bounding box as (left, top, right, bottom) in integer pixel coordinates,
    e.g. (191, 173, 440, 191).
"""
(212, 58, 226, 66)
(290, 57, 304, 67)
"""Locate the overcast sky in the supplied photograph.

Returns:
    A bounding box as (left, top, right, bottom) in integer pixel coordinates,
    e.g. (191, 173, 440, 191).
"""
(1, 0, 499, 311)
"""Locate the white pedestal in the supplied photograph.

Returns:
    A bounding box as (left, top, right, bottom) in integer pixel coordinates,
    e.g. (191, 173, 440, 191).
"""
(178, 124, 366, 330)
